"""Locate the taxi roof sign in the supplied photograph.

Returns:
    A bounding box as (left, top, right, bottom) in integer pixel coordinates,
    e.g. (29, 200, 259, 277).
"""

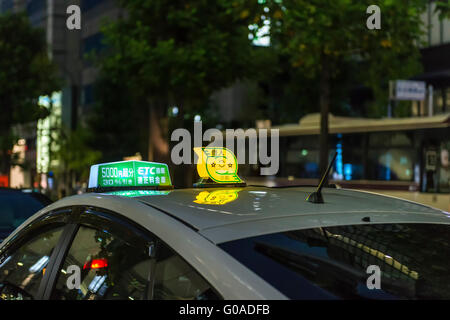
(88, 160, 172, 191)
(193, 147, 246, 188)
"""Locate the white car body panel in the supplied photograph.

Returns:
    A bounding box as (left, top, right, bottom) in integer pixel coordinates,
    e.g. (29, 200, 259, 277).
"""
(138, 186, 450, 243)
(1, 186, 449, 300)
(0, 193, 286, 300)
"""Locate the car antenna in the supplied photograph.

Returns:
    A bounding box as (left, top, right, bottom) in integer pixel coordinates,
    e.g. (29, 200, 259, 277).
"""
(306, 152, 337, 204)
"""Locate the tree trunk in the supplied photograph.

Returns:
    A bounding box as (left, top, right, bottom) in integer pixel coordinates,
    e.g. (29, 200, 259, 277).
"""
(147, 102, 170, 163)
(148, 105, 154, 162)
(319, 58, 331, 178)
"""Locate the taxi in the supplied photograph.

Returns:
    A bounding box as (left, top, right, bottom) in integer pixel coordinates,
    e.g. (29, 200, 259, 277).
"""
(0, 148, 450, 300)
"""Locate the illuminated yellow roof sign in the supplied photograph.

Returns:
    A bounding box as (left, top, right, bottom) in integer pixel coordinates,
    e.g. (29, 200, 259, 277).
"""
(194, 147, 246, 187)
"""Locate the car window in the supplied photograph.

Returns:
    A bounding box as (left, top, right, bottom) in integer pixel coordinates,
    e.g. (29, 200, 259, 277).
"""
(219, 223, 450, 299)
(49, 208, 220, 300)
(153, 242, 221, 300)
(0, 226, 65, 300)
(51, 223, 154, 300)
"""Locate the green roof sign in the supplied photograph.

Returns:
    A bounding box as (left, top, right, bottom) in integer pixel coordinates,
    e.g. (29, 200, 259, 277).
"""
(105, 190, 171, 197)
(88, 161, 172, 190)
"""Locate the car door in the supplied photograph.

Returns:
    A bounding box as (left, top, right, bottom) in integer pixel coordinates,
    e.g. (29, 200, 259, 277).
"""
(46, 206, 156, 300)
(0, 208, 73, 300)
(151, 239, 222, 300)
(46, 206, 222, 300)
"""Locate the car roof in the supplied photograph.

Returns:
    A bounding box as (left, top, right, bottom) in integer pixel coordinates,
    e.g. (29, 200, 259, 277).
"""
(26, 186, 450, 244)
(136, 186, 445, 227)
(135, 186, 450, 243)
(0, 188, 52, 204)
(0, 188, 23, 193)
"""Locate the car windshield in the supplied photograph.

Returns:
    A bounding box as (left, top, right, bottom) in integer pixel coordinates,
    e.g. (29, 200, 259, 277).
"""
(0, 192, 48, 239)
(219, 223, 450, 299)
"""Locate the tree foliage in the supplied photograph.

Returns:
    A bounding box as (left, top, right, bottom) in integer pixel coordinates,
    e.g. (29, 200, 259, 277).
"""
(53, 125, 102, 191)
(267, 0, 446, 175)
(269, 0, 432, 113)
(0, 12, 60, 174)
(100, 0, 275, 106)
(87, 74, 148, 163)
(91, 0, 277, 187)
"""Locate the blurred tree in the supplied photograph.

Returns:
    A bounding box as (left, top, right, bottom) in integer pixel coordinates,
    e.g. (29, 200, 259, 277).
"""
(53, 125, 102, 196)
(93, 0, 277, 186)
(436, 0, 450, 19)
(87, 74, 148, 164)
(268, 56, 360, 124)
(268, 0, 449, 177)
(96, 2, 275, 150)
(0, 13, 60, 178)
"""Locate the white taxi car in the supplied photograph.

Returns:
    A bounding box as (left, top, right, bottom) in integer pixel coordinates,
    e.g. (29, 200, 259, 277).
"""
(1, 151, 449, 300)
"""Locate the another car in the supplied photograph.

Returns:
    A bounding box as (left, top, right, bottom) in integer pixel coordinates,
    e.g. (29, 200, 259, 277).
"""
(0, 158, 449, 300)
(0, 188, 52, 242)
